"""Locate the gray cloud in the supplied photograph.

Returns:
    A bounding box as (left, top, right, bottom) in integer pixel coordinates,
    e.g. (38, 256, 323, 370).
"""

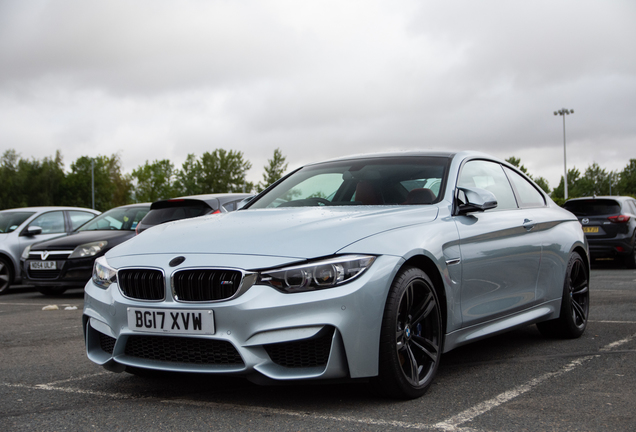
(0, 0, 634, 188)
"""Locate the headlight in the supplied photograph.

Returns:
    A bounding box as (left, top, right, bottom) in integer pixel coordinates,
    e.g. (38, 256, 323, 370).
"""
(69, 241, 108, 259)
(92, 256, 117, 289)
(21, 245, 31, 260)
(258, 255, 376, 293)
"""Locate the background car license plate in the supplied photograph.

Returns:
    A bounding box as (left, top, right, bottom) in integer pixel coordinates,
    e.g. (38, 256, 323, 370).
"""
(30, 261, 56, 270)
(127, 308, 215, 334)
(583, 227, 599, 233)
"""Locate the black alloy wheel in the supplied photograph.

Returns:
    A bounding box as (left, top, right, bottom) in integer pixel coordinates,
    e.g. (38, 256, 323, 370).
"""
(0, 257, 13, 294)
(537, 251, 589, 338)
(374, 267, 443, 399)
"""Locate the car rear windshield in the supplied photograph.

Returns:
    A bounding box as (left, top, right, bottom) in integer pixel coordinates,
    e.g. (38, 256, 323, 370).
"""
(248, 156, 451, 209)
(0, 211, 35, 234)
(141, 201, 212, 226)
(563, 199, 621, 216)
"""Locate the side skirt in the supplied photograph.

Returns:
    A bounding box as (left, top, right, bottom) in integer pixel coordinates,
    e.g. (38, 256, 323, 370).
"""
(443, 299, 561, 353)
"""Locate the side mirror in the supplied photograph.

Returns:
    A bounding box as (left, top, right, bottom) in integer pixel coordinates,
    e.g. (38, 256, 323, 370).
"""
(23, 226, 43, 236)
(236, 196, 255, 210)
(456, 187, 498, 214)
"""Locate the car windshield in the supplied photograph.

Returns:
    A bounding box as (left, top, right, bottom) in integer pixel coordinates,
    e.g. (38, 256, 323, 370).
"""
(78, 207, 149, 231)
(249, 156, 450, 209)
(0, 211, 35, 234)
(564, 199, 621, 216)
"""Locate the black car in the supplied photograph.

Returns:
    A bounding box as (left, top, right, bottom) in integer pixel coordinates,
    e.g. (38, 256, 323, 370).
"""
(21, 203, 150, 295)
(563, 196, 636, 268)
(135, 193, 252, 234)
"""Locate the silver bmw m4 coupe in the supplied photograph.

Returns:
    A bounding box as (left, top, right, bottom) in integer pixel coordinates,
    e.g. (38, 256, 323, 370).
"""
(83, 151, 589, 399)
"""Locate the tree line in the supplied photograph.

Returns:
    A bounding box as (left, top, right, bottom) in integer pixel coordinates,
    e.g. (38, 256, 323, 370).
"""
(0, 148, 287, 212)
(1, 148, 633, 212)
(506, 157, 636, 205)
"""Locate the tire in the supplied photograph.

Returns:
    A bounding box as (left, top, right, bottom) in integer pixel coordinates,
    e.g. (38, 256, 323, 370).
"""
(373, 267, 443, 399)
(36, 287, 68, 296)
(0, 257, 14, 295)
(537, 252, 589, 338)
(624, 235, 636, 269)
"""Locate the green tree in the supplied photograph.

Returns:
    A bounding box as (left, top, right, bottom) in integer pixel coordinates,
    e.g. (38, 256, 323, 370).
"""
(132, 159, 176, 202)
(616, 159, 636, 197)
(63, 154, 133, 211)
(174, 154, 203, 195)
(258, 148, 288, 192)
(0, 150, 21, 209)
(574, 163, 614, 197)
(551, 167, 582, 204)
(174, 149, 253, 195)
(0, 149, 66, 209)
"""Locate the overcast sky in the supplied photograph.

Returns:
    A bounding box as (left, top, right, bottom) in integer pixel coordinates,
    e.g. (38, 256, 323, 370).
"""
(1, 0, 634, 188)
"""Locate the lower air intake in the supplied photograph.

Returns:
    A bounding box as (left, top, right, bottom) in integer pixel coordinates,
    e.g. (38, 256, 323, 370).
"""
(264, 327, 334, 368)
(124, 335, 244, 365)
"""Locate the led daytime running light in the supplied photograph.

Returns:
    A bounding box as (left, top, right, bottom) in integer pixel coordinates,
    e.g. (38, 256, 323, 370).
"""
(259, 255, 375, 293)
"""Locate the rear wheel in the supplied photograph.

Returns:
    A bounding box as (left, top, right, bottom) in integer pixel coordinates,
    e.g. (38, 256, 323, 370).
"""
(373, 267, 443, 399)
(0, 257, 14, 294)
(537, 252, 589, 338)
(624, 235, 636, 269)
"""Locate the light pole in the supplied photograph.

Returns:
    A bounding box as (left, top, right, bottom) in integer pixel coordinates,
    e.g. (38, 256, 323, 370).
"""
(554, 108, 574, 199)
(91, 158, 95, 210)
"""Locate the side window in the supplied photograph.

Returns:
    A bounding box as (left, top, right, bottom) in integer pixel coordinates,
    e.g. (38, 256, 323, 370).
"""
(503, 167, 546, 208)
(28, 211, 66, 234)
(68, 211, 96, 230)
(458, 160, 518, 211)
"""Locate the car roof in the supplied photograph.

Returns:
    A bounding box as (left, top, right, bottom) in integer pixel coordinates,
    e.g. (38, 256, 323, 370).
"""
(565, 196, 634, 203)
(102, 203, 151, 210)
(305, 150, 457, 166)
(0, 206, 101, 213)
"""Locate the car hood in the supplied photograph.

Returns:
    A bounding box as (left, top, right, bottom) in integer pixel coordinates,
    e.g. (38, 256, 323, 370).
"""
(29, 230, 136, 250)
(110, 206, 439, 260)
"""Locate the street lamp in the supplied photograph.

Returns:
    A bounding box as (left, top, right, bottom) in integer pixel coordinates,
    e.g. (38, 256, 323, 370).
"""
(554, 108, 574, 199)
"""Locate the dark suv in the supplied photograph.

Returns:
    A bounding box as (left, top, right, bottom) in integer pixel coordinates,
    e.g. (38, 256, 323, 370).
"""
(563, 196, 636, 268)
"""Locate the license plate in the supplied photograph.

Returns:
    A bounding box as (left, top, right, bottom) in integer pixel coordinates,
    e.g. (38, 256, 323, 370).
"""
(127, 308, 215, 335)
(30, 261, 56, 270)
(582, 227, 599, 233)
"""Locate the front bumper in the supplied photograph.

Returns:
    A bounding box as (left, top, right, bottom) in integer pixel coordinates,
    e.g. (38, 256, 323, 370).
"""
(83, 254, 401, 381)
(22, 257, 94, 288)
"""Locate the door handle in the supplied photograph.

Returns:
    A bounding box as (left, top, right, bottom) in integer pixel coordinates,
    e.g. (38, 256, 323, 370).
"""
(523, 219, 535, 231)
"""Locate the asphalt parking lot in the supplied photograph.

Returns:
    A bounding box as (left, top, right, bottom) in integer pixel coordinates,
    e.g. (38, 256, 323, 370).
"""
(1, 263, 635, 431)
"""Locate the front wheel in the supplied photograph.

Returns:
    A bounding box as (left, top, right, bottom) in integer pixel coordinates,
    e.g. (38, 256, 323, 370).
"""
(537, 251, 589, 338)
(373, 267, 443, 399)
(0, 257, 14, 295)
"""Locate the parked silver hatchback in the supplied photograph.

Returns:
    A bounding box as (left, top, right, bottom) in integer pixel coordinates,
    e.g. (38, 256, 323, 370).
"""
(0, 206, 100, 294)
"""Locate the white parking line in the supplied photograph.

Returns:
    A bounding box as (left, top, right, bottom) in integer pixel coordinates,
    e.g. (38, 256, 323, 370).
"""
(433, 356, 596, 431)
(161, 399, 441, 430)
(589, 320, 636, 324)
(433, 333, 635, 432)
(2, 334, 634, 431)
(3, 382, 132, 399)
